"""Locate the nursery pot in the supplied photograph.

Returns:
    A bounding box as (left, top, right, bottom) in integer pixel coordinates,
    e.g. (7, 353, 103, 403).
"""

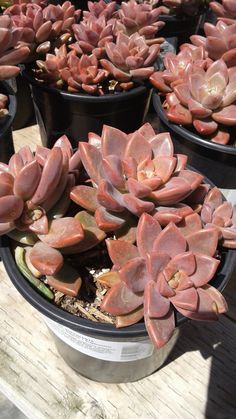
(1, 234, 235, 383)
(22, 68, 152, 149)
(0, 81, 16, 163)
(152, 93, 236, 190)
(12, 73, 35, 131)
(158, 12, 205, 48)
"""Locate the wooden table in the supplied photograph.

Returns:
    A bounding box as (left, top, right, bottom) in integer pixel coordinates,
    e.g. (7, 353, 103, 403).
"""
(0, 126, 236, 419)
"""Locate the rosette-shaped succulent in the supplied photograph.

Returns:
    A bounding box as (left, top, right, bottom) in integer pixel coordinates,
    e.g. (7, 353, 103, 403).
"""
(116, 0, 165, 38)
(83, 0, 117, 20)
(36, 47, 109, 93)
(210, 0, 236, 25)
(100, 32, 160, 83)
(70, 15, 115, 58)
(201, 187, 236, 248)
(0, 135, 82, 238)
(70, 122, 204, 234)
(191, 20, 236, 67)
(158, 59, 236, 144)
(98, 213, 227, 348)
(150, 44, 210, 93)
(4, 1, 81, 56)
(0, 15, 30, 80)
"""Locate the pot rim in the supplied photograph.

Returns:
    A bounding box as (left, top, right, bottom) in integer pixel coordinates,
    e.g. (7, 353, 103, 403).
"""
(0, 81, 17, 134)
(1, 232, 235, 338)
(152, 92, 236, 156)
(22, 67, 150, 104)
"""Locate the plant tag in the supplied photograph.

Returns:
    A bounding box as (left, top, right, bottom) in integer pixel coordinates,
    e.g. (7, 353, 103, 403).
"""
(44, 317, 154, 362)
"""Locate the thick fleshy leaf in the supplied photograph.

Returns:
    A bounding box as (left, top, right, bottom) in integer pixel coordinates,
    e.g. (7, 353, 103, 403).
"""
(29, 215, 49, 235)
(185, 184, 210, 205)
(116, 306, 144, 328)
(177, 213, 202, 236)
(190, 254, 220, 287)
(35, 145, 50, 166)
(29, 241, 63, 275)
(96, 271, 120, 287)
(70, 185, 99, 212)
(102, 155, 125, 189)
(137, 123, 155, 142)
(97, 180, 124, 212)
(157, 272, 176, 298)
(38, 217, 84, 248)
(53, 135, 72, 158)
(150, 177, 192, 205)
(13, 160, 41, 201)
(204, 186, 223, 208)
(0, 172, 14, 197)
(0, 221, 14, 235)
(101, 281, 143, 316)
(106, 239, 139, 269)
(176, 288, 219, 321)
(136, 213, 161, 257)
(152, 156, 176, 183)
(144, 280, 170, 318)
(101, 125, 128, 159)
(47, 264, 82, 297)
(202, 284, 228, 314)
(153, 222, 186, 258)
(123, 193, 155, 216)
(8, 153, 24, 177)
(177, 170, 204, 191)
(146, 252, 170, 281)
(212, 105, 236, 125)
(79, 142, 103, 185)
(31, 147, 63, 205)
(174, 154, 188, 172)
(95, 207, 126, 231)
(0, 195, 24, 223)
(187, 228, 218, 257)
(171, 287, 198, 311)
(166, 103, 192, 125)
(149, 132, 174, 157)
(119, 257, 149, 294)
(125, 131, 152, 165)
(166, 251, 196, 276)
(144, 308, 175, 349)
(126, 178, 151, 198)
(48, 174, 75, 219)
(214, 201, 233, 221)
(154, 204, 193, 226)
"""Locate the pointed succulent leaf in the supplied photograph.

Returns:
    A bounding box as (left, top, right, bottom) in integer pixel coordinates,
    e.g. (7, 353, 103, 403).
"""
(189, 254, 220, 287)
(136, 212, 161, 257)
(177, 169, 204, 191)
(8, 153, 24, 177)
(29, 241, 63, 276)
(119, 257, 149, 294)
(13, 160, 41, 201)
(114, 213, 137, 244)
(101, 125, 128, 159)
(53, 135, 73, 158)
(31, 147, 63, 205)
(102, 155, 125, 189)
(0, 172, 14, 197)
(149, 132, 174, 157)
(70, 185, 99, 212)
(38, 217, 84, 248)
(202, 284, 228, 314)
(106, 239, 139, 269)
(167, 251, 196, 276)
(96, 271, 120, 288)
(79, 142, 103, 185)
(157, 272, 176, 298)
(186, 228, 218, 257)
(116, 306, 144, 328)
(170, 287, 198, 312)
(126, 178, 152, 198)
(47, 263, 82, 297)
(97, 180, 125, 211)
(123, 193, 154, 216)
(176, 288, 219, 321)
(212, 105, 236, 125)
(144, 280, 170, 318)
(144, 309, 175, 349)
(0, 195, 24, 223)
(101, 281, 143, 316)
(152, 156, 176, 184)
(35, 145, 50, 166)
(177, 213, 202, 236)
(153, 222, 186, 258)
(95, 207, 127, 232)
(136, 123, 155, 142)
(150, 177, 192, 205)
(29, 215, 49, 235)
(125, 131, 152, 165)
(146, 252, 170, 282)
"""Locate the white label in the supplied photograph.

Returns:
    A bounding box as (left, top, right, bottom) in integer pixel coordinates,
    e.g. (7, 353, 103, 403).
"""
(44, 317, 154, 362)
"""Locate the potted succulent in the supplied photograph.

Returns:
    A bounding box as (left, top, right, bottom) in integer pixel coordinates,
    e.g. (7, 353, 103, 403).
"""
(150, 29, 236, 188)
(0, 122, 236, 383)
(3, 0, 164, 147)
(209, 0, 236, 24)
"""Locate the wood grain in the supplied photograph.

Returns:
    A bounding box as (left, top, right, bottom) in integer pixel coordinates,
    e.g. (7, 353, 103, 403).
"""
(0, 125, 235, 419)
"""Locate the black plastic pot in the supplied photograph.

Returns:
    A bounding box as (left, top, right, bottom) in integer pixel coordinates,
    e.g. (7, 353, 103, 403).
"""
(22, 68, 152, 149)
(158, 12, 205, 48)
(153, 93, 236, 190)
(1, 232, 235, 383)
(0, 81, 16, 163)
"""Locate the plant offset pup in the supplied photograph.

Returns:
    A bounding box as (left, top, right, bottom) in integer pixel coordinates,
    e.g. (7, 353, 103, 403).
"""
(0, 123, 234, 350)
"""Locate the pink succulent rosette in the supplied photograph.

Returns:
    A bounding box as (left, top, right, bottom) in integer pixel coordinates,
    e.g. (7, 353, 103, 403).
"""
(210, 0, 236, 25)
(191, 20, 236, 67)
(70, 122, 204, 233)
(99, 213, 227, 349)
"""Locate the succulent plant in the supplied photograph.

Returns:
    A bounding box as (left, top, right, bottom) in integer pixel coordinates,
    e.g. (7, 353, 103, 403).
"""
(83, 0, 117, 20)
(3, 0, 81, 57)
(151, 58, 236, 144)
(210, 0, 236, 25)
(70, 122, 204, 234)
(36, 46, 109, 93)
(99, 212, 227, 348)
(191, 20, 236, 67)
(115, 0, 165, 38)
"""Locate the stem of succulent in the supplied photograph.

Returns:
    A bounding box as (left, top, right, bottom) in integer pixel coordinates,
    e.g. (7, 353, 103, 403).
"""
(15, 246, 54, 300)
